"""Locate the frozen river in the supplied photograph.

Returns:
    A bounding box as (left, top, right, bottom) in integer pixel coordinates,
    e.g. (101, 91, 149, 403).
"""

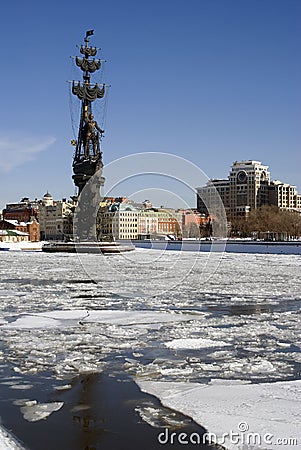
(0, 249, 300, 449)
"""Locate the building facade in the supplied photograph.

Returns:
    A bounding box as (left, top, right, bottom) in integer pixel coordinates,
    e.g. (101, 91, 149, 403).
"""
(196, 160, 300, 218)
(0, 229, 29, 243)
(3, 199, 38, 223)
(98, 201, 184, 240)
(99, 202, 139, 240)
(268, 180, 300, 211)
(229, 160, 270, 216)
(138, 210, 159, 238)
(38, 193, 75, 241)
(197, 179, 230, 216)
(0, 219, 40, 241)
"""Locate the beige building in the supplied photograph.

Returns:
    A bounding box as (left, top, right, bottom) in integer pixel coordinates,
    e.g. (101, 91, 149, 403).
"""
(98, 201, 183, 240)
(229, 160, 270, 217)
(269, 180, 300, 212)
(99, 202, 139, 240)
(0, 229, 29, 242)
(38, 193, 75, 240)
(196, 160, 288, 218)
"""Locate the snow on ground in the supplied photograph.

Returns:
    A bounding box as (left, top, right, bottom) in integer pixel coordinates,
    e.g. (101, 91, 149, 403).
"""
(137, 379, 301, 450)
(0, 426, 24, 450)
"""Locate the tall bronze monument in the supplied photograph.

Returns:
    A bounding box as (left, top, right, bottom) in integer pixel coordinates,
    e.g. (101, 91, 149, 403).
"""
(70, 30, 106, 242)
(44, 31, 134, 252)
(72, 30, 105, 195)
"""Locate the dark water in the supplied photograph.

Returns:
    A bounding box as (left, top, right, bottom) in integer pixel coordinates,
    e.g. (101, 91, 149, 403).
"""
(0, 369, 217, 450)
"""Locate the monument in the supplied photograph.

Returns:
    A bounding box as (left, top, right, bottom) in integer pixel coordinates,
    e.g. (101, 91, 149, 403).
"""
(43, 31, 133, 253)
(71, 29, 105, 195)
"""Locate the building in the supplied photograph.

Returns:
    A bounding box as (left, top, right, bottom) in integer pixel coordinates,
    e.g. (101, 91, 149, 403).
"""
(38, 193, 75, 241)
(155, 209, 182, 238)
(3, 198, 38, 222)
(2, 194, 75, 241)
(197, 179, 230, 216)
(99, 202, 139, 240)
(229, 160, 270, 217)
(268, 180, 300, 212)
(195, 160, 300, 219)
(0, 219, 39, 241)
(98, 200, 184, 240)
(138, 209, 159, 238)
(179, 209, 210, 238)
(0, 229, 29, 243)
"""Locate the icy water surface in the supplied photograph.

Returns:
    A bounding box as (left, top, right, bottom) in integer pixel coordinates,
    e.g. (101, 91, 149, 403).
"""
(0, 249, 300, 448)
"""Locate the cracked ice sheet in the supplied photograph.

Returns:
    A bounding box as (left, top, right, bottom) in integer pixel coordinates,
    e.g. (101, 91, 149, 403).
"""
(137, 379, 301, 450)
(1, 309, 204, 329)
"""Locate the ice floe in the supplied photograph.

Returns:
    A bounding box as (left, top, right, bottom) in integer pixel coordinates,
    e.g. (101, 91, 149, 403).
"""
(20, 401, 64, 422)
(137, 379, 301, 450)
(1, 309, 203, 330)
(165, 337, 229, 349)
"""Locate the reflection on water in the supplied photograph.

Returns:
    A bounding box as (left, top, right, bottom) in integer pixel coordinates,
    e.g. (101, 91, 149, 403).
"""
(206, 299, 301, 316)
(0, 370, 216, 450)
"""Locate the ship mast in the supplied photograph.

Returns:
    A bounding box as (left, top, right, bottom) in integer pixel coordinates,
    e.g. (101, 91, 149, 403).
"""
(71, 30, 106, 195)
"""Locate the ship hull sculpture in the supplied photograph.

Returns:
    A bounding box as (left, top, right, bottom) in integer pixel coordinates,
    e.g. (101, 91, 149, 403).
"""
(43, 31, 133, 254)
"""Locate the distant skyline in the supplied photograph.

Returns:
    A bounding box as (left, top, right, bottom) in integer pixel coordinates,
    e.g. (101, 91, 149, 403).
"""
(0, 0, 300, 209)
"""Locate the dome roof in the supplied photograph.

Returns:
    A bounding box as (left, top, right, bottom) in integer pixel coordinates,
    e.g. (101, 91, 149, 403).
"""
(43, 192, 53, 198)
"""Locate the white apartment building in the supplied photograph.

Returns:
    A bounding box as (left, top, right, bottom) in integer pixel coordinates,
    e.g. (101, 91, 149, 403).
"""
(268, 180, 300, 212)
(99, 202, 139, 240)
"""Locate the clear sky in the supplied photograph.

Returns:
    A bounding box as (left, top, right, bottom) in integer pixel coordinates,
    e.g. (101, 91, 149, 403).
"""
(0, 0, 300, 209)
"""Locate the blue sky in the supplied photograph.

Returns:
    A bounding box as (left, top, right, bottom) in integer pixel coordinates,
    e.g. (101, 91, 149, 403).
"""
(0, 0, 300, 209)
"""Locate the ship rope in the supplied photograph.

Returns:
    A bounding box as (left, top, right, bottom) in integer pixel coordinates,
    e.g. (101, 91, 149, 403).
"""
(93, 60, 109, 130)
(68, 58, 81, 139)
(101, 87, 109, 130)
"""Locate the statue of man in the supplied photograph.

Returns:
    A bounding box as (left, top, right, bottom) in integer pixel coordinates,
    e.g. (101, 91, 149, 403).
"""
(83, 113, 104, 157)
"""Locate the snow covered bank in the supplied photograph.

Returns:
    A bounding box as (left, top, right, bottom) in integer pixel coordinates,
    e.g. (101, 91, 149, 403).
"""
(0, 425, 24, 450)
(137, 379, 301, 450)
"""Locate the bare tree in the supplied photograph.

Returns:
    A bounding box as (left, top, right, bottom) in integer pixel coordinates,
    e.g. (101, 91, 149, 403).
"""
(230, 206, 301, 240)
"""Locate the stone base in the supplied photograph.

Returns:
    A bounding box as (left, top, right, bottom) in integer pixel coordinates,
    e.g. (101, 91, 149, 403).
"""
(42, 241, 135, 254)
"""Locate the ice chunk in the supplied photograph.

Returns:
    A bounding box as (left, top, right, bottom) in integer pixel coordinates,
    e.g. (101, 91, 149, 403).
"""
(20, 401, 64, 422)
(53, 384, 72, 391)
(165, 337, 229, 349)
